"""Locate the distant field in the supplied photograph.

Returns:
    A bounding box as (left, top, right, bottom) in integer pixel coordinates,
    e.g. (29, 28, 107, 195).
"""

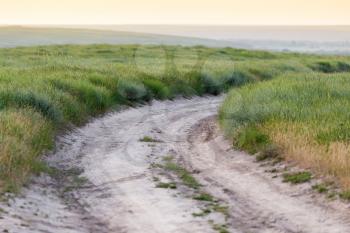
(0, 44, 350, 194)
(2, 26, 350, 54)
(0, 26, 232, 48)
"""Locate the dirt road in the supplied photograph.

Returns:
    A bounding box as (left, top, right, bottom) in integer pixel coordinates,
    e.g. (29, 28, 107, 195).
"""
(1, 96, 350, 233)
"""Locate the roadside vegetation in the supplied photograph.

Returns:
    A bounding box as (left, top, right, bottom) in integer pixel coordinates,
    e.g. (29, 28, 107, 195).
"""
(283, 172, 312, 184)
(0, 43, 349, 194)
(220, 71, 350, 192)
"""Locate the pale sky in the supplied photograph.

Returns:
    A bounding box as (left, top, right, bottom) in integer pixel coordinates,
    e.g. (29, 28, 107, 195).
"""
(1, 0, 349, 25)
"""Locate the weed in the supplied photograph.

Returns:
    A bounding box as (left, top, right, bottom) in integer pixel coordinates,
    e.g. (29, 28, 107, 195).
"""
(283, 172, 312, 184)
(266, 168, 278, 173)
(192, 208, 212, 217)
(192, 204, 229, 218)
(193, 193, 215, 202)
(72, 176, 89, 187)
(180, 172, 200, 189)
(139, 136, 161, 143)
(153, 177, 160, 182)
(150, 163, 163, 169)
(312, 183, 329, 193)
(31, 161, 53, 176)
(164, 162, 201, 189)
(256, 144, 280, 162)
(0, 207, 6, 214)
(162, 155, 174, 162)
(339, 190, 350, 201)
(156, 182, 177, 189)
(212, 224, 230, 233)
(211, 204, 229, 218)
(327, 192, 337, 199)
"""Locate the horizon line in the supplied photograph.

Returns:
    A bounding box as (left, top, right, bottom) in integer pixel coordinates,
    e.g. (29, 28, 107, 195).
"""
(1, 24, 350, 27)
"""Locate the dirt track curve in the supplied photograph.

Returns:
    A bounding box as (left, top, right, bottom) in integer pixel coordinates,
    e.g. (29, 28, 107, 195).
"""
(1, 96, 350, 233)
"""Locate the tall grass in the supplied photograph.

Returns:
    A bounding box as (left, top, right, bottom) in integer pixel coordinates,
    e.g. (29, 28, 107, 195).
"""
(0, 108, 53, 191)
(220, 73, 350, 189)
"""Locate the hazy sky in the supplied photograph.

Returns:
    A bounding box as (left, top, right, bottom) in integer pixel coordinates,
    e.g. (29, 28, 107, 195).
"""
(1, 0, 349, 25)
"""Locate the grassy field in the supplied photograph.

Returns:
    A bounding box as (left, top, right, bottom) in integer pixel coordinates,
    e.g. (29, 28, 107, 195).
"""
(0, 26, 234, 48)
(220, 70, 350, 190)
(0, 44, 349, 193)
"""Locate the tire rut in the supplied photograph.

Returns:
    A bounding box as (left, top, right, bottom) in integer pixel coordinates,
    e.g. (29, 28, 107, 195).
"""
(183, 117, 350, 233)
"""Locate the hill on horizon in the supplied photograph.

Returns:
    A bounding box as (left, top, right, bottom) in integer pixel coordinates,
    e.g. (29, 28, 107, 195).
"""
(0, 26, 232, 48)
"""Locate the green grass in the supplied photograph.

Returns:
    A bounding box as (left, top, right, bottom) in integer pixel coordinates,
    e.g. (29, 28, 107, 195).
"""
(213, 205, 229, 216)
(139, 136, 161, 143)
(220, 71, 350, 190)
(236, 126, 270, 154)
(156, 182, 177, 189)
(339, 190, 350, 201)
(193, 193, 215, 202)
(192, 205, 229, 218)
(162, 155, 174, 162)
(158, 155, 229, 222)
(283, 172, 312, 184)
(255, 144, 280, 162)
(312, 183, 329, 193)
(164, 162, 201, 189)
(1, 43, 349, 193)
(212, 224, 230, 233)
(192, 208, 212, 217)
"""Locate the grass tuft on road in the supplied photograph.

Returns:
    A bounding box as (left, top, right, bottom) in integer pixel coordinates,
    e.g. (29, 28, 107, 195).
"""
(164, 162, 201, 189)
(139, 136, 162, 143)
(283, 172, 312, 184)
(193, 193, 215, 202)
(156, 182, 177, 189)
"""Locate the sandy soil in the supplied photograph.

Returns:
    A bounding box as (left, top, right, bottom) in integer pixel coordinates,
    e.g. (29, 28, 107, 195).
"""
(1, 96, 350, 233)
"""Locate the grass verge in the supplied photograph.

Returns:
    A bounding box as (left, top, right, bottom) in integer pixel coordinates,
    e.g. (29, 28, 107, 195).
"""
(220, 73, 350, 191)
